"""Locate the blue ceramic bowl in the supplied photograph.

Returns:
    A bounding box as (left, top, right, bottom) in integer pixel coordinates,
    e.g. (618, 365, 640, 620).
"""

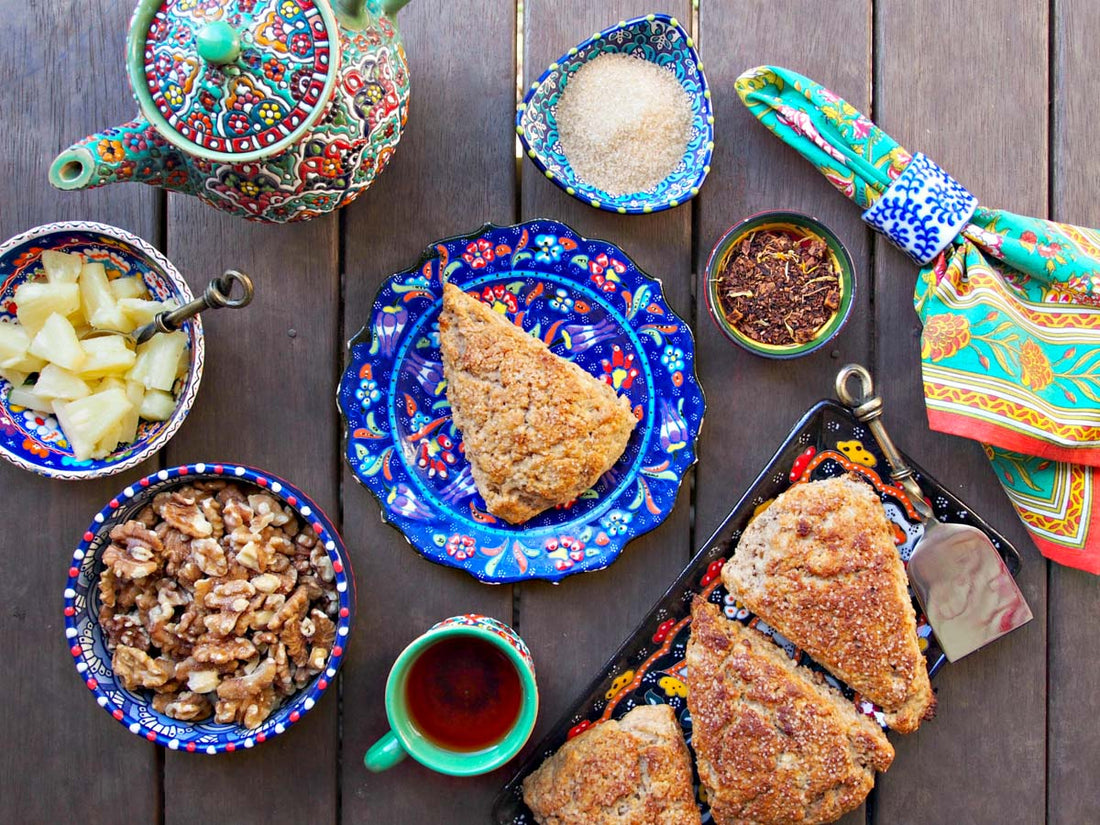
(64, 463, 354, 754)
(0, 221, 203, 479)
(516, 13, 713, 214)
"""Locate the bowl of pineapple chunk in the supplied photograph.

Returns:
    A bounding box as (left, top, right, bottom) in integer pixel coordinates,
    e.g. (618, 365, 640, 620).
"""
(0, 221, 202, 478)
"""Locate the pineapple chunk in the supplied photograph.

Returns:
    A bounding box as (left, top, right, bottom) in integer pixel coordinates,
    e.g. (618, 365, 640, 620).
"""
(139, 389, 176, 421)
(0, 323, 32, 367)
(119, 380, 145, 444)
(41, 251, 83, 284)
(78, 336, 136, 380)
(28, 313, 86, 371)
(33, 364, 91, 400)
(53, 388, 133, 461)
(130, 331, 186, 391)
(118, 298, 173, 328)
(14, 282, 80, 336)
(0, 368, 29, 387)
(109, 276, 149, 302)
(94, 420, 125, 458)
(79, 262, 128, 331)
(7, 385, 52, 413)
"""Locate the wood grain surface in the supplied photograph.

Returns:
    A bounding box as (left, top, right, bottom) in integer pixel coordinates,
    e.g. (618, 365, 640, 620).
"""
(1049, 2, 1100, 823)
(515, 0, 696, 770)
(0, 0, 161, 821)
(338, 1, 517, 820)
(693, 5, 872, 823)
(0, 0, 1095, 822)
(872, 2, 1049, 823)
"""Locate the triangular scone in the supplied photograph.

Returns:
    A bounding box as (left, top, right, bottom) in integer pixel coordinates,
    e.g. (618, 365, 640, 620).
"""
(522, 704, 702, 825)
(687, 600, 894, 825)
(722, 474, 935, 733)
(439, 283, 636, 524)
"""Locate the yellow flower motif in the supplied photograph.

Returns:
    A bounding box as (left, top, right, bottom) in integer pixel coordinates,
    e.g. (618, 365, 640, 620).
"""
(1020, 338, 1054, 391)
(257, 102, 283, 125)
(96, 139, 126, 163)
(239, 180, 260, 197)
(280, 0, 300, 15)
(165, 83, 184, 107)
(921, 314, 970, 362)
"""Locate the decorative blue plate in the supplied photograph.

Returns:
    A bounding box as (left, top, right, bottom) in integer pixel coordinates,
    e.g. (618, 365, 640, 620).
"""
(516, 14, 714, 214)
(338, 220, 705, 583)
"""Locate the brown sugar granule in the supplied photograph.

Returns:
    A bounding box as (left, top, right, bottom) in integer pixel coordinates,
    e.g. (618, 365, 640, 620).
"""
(715, 230, 841, 346)
(554, 52, 693, 196)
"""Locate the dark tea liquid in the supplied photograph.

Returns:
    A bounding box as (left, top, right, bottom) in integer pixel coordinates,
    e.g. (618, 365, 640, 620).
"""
(405, 635, 522, 751)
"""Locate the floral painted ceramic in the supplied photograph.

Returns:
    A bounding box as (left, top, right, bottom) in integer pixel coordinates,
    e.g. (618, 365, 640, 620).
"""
(516, 14, 713, 214)
(493, 400, 1023, 823)
(49, 0, 412, 223)
(338, 220, 705, 583)
(0, 222, 202, 479)
(429, 614, 535, 676)
(64, 463, 354, 754)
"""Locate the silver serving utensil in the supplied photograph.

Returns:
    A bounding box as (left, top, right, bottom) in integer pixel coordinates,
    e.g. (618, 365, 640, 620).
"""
(92, 270, 254, 345)
(835, 363, 1033, 662)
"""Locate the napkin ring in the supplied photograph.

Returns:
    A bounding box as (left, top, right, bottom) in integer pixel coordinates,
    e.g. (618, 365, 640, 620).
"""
(861, 152, 977, 265)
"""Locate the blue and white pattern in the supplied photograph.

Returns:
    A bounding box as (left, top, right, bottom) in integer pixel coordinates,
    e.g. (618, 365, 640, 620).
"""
(64, 464, 354, 754)
(338, 220, 706, 584)
(0, 222, 204, 479)
(861, 152, 978, 265)
(516, 14, 713, 214)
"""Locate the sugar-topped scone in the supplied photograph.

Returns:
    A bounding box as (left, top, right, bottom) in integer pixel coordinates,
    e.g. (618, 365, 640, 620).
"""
(522, 704, 701, 825)
(438, 282, 636, 524)
(721, 474, 935, 733)
(687, 599, 894, 825)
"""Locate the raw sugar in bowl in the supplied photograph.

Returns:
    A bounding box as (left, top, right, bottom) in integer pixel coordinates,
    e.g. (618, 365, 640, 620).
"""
(704, 211, 855, 359)
(63, 464, 354, 754)
(516, 14, 713, 214)
(0, 221, 203, 479)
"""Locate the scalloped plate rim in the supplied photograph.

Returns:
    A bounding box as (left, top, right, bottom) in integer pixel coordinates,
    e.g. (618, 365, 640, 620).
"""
(337, 219, 706, 584)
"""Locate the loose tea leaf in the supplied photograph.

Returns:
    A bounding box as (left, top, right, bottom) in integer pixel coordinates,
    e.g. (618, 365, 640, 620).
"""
(715, 230, 841, 346)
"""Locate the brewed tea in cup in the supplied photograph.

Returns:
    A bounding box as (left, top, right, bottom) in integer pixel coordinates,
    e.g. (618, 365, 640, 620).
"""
(364, 614, 538, 776)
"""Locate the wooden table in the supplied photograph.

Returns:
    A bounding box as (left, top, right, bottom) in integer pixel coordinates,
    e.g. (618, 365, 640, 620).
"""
(2, 0, 1097, 822)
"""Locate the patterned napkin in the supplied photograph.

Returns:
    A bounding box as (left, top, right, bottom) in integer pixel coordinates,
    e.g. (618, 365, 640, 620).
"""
(736, 65, 1100, 573)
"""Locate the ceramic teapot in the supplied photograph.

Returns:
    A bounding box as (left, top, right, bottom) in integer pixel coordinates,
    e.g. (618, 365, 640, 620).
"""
(49, 0, 411, 223)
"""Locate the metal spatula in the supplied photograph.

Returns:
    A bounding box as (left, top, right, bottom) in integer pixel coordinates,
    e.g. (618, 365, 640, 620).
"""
(835, 364, 1033, 662)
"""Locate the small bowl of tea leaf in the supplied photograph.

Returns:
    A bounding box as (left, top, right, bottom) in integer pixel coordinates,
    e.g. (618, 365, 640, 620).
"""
(704, 212, 855, 358)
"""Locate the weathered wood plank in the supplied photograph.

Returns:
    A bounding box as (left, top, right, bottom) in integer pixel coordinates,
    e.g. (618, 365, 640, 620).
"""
(694, 3, 872, 818)
(872, 2, 1048, 823)
(1049, 1, 1100, 822)
(338, 2, 517, 821)
(161, 205, 340, 825)
(515, 0, 697, 771)
(0, 0, 161, 820)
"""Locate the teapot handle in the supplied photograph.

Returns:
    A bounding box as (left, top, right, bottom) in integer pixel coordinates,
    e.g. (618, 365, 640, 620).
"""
(334, 0, 409, 29)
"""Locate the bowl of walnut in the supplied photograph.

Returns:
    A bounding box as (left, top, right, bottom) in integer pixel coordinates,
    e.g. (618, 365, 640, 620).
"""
(63, 463, 353, 754)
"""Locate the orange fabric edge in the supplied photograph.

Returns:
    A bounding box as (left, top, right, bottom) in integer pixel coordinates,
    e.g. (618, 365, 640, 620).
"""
(926, 408, 1100, 468)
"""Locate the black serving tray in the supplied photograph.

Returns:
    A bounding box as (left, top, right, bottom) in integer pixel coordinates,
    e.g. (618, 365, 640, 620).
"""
(493, 399, 1021, 824)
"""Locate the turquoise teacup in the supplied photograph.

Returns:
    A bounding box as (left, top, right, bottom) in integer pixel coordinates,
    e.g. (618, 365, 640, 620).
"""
(364, 614, 538, 776)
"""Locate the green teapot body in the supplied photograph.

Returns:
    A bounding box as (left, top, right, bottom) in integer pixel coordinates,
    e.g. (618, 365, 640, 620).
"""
(50, 0, 411, 224)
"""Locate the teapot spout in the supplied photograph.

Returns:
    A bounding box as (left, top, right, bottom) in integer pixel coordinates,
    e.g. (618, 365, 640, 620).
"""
(381, 0, 412, 12)
(49, 118, 191, 194)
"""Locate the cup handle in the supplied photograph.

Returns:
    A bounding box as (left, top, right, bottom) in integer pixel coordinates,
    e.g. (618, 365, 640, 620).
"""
(364, 730, 408, 772)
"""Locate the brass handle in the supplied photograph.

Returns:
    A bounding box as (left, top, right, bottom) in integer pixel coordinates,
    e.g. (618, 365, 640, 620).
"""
(133, 270, 254, 345)
(835, 364, 935, 522)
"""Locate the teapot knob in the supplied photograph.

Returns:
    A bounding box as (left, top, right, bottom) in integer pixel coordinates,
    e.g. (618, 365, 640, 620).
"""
(195, 20, 241, 65)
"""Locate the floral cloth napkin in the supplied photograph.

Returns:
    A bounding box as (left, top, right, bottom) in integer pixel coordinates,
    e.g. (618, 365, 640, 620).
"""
(737, 65, 1100, 573)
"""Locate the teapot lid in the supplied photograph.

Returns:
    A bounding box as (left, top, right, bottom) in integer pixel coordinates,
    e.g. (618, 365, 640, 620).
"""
(128, 0, 339, 162)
